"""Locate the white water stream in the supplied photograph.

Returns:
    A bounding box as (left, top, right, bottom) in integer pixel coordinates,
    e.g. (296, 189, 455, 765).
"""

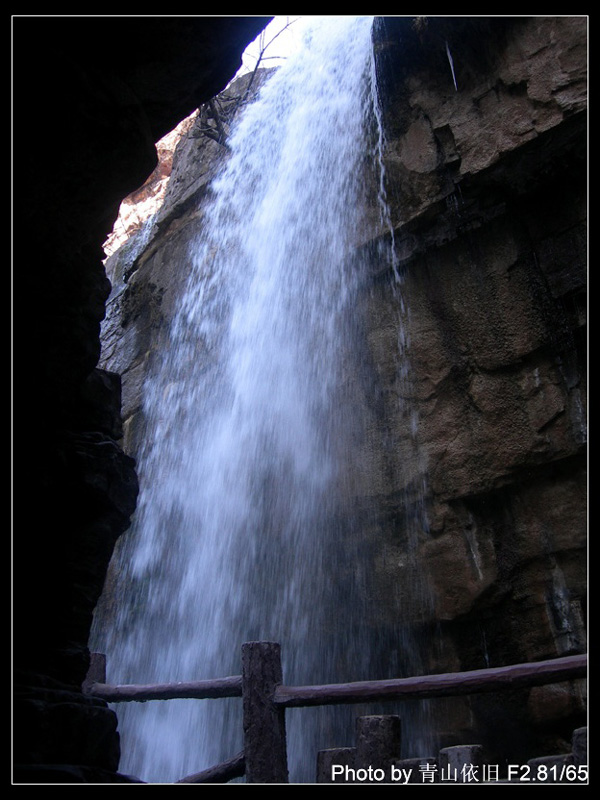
(93, 16, 430, 783)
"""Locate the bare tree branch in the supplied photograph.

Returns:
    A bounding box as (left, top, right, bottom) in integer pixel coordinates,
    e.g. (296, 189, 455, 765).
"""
(240, 17, 300, 107)
(195, 18, 301, 149)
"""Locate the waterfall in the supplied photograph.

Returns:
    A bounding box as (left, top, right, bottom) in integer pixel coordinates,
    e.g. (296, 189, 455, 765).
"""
(93, 16, 429, 783)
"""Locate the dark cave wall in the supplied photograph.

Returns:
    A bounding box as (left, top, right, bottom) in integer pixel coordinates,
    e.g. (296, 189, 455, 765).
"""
(13, 16, 270, 783)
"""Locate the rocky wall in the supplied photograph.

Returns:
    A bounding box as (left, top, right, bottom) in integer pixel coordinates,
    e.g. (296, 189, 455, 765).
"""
(359, 15, 587, 762)
(93, 16, 586, 773)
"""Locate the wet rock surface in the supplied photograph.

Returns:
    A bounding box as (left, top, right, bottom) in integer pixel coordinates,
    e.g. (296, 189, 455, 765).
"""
(362, 16, 587, 762)
(97, 18, 586, 769)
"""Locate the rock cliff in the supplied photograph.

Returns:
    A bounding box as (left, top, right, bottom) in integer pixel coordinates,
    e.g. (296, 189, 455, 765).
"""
(361, 16, 587, 760)
(96, 16, 587, 770)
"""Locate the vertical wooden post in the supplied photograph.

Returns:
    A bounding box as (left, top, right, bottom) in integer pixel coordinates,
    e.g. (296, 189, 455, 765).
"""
(82, 652, 106, 693)
(242, 641, 289, 783)
(355, 715, 402, 782)
(439, 744, 484, 783)
(572, 727, 587, 766)
(316, 747, 356, 783)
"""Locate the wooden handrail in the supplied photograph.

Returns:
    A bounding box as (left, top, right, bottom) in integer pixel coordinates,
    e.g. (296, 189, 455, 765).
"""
(87, 674, 242, 702)
(85, 653, 586, 708)
(83, 647, 587, 784)
(273, 653, 587, 708)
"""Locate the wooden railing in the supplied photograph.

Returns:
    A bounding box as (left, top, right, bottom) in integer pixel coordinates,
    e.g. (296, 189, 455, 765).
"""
(83, 643, 587, 784)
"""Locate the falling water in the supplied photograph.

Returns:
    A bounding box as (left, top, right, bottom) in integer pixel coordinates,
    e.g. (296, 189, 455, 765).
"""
(94, 16, 429, 783)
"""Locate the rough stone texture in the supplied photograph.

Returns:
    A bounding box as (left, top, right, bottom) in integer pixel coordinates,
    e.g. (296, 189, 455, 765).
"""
(360, 15, 587, 765)
(439, 744, 484, 783)
(103, 112, 199, 258)
(355, 715, 402, 781)
(373, 17, 587, 224)
(99, 69, 275, 449)
(66, 16, 586, 777)
(13, 15, 271, 783)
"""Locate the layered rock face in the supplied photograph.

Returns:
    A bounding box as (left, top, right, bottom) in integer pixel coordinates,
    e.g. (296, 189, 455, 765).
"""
(96, 16, 587, 770)
(363, 15, 587, 760)
(13, 16, 270, 783)
(99, 69, 275, 441)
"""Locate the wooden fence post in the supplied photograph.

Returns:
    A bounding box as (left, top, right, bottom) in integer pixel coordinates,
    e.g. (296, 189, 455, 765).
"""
(355, 715, 402, 782)
(242, 641, 289, 783)
(82, 652, 106, 693)
(439, 744, 484, 783)
(572, 727, 587, 766)
(316, 747, 356, 783)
